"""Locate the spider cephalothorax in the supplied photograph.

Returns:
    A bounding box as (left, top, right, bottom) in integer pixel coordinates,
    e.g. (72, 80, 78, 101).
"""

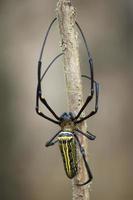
(59, 112, 76, 132)
(36, 18, 99, 186)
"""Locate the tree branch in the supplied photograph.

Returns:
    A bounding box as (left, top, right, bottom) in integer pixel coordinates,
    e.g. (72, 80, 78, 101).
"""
(56, 0, 91, 199)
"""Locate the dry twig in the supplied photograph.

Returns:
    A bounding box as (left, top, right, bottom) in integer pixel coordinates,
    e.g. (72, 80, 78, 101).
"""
(56, 0, 91, 199)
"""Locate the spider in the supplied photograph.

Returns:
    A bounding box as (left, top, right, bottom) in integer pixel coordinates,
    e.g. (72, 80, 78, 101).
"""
(36, 18, 99, 186)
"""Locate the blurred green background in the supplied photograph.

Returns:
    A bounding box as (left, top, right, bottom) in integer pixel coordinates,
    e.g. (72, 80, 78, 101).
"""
(0, 0, 133, 200)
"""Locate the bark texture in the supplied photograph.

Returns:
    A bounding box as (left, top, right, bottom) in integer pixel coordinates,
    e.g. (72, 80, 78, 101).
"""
(56, 0, 91, 200)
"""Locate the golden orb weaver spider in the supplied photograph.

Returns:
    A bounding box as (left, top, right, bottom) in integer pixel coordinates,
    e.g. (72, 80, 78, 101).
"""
(35, 18, 99, 186)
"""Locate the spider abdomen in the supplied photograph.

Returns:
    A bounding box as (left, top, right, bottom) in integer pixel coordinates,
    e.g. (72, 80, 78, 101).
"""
(58, 132, 77, 179)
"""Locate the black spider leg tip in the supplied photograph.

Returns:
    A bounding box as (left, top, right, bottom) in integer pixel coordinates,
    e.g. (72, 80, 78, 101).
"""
(75, 75, 99, 123)
(74, 133, 93, 186)
(87, 131, 96, 140)
(74, 22, 94, 121)
(76, 128, 96, 141)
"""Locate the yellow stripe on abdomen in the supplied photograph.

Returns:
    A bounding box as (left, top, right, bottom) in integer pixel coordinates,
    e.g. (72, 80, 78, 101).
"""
(58, 134, 77, 179)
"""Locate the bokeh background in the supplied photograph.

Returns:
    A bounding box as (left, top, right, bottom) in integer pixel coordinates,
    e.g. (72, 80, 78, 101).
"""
(0, 0, 133, 200)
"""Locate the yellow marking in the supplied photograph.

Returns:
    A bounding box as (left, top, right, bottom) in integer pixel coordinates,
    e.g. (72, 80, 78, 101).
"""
(66, 142, 71, 177)
(62, 141, 69, 175)
(61, 141, 71, 177)
(58, 136, 73, 141)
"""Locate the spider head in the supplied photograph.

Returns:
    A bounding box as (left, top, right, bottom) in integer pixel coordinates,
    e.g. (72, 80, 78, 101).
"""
(60, 112, 74, 121)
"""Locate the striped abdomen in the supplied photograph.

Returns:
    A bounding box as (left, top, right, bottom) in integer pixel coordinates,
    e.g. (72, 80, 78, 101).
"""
(58, 132, 77, 179)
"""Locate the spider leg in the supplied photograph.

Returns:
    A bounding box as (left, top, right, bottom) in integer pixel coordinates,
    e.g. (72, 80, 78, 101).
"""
(75, 76, 99, 123)
(39, 17, 57, 61)
(74, 133, 93, 186)
(74, 22, 94, 120)
(36, 108, 59, 124)
(37, 58, 61, 121)
(38, 53, 63, 121)
(76, 128, 96, 141)
(45, 130, 61, 147)
(41, 53, 63, 81)
(36, 61, 60, 124)
(36, 18, 62, 124)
